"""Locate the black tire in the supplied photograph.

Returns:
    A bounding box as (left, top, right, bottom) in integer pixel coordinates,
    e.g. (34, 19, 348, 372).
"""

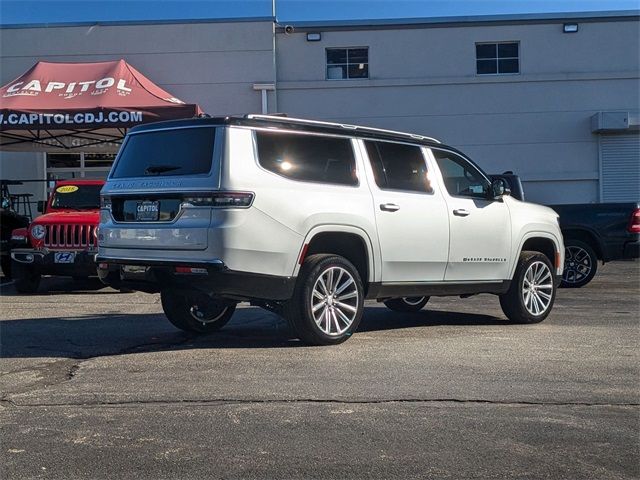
(384, 296, 430, 312)
(98, 270, 133, 293)
(1, 255, 11, 279)
(99, 270, 122, 288)
(160, 290, 236, 334)
(284, 254, 364, 346)
(12, 261, 41, 294)
(560, 239, 598, 288)
(500, 251, 556, 324)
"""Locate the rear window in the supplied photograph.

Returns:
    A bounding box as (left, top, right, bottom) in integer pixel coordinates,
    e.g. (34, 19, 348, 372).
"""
(256, 130, 357, 186)
(111, 127, 216, 178)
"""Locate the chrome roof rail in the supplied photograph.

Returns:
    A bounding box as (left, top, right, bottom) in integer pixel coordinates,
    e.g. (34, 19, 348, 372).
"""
(244, 114, 441, 143)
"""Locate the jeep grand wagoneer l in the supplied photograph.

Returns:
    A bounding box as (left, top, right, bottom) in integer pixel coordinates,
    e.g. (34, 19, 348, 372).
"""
(98, 115, 563, 345)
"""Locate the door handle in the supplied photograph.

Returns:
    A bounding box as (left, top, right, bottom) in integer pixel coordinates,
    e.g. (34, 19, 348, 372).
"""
(380, 203, 400, 212)
(453, 208, 470, 217)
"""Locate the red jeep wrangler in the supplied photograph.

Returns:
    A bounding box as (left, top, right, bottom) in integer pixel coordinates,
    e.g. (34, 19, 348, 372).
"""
(10, 180, 103, 293)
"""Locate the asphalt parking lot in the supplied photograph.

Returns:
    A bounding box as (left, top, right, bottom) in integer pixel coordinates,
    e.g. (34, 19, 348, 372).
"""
(1, 261, 638, 479)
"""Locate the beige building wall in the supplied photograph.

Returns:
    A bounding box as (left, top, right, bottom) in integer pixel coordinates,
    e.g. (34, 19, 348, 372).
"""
(0, 19, 276, 205)
(0, 20, 276, 115)
(276, 17, 640, 203)
(1, 13, 638, 205)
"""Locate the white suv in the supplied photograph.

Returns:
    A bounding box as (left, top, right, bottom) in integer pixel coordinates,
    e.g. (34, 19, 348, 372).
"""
(98, 115, 564, 345)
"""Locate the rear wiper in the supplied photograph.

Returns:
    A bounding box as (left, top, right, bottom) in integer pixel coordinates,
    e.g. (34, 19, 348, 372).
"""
(144, 164, 181, 175)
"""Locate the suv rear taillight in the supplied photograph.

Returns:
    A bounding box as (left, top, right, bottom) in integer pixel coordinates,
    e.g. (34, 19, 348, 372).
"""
(628, 208, 640, 234)
(100, 195, 112, 210)
(182, 192, 254, 208)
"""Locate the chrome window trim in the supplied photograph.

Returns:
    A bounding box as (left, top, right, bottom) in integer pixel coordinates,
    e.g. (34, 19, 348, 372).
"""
(245, 114, 440, 143)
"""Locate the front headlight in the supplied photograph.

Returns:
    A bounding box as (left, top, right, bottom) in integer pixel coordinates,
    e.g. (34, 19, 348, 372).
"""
(31, 224, 46, 239)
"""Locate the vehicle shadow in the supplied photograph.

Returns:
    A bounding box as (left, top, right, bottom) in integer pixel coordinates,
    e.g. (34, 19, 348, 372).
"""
(359, 307, 506, 332)
(0, 277, 118, 296)
(0, 306, 506, 359)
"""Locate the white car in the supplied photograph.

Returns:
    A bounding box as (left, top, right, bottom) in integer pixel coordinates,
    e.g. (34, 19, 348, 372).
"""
(98, 115, 564, 345)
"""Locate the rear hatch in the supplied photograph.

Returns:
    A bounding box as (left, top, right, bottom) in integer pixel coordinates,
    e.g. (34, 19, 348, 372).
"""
(101, 125, 222, 250)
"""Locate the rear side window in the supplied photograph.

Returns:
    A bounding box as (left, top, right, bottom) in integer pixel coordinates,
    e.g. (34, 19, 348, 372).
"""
(255, 131, 357, 186)
(111, 127, 216, 178)
(365, 140, 430, 193)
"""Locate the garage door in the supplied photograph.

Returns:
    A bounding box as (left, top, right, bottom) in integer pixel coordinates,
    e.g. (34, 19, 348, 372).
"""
(600, 134, 640, 202)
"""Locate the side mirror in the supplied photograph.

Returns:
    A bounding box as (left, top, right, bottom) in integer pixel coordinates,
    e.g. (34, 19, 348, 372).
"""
(491, 178, 511, 200)
(37, 200, 45, 213)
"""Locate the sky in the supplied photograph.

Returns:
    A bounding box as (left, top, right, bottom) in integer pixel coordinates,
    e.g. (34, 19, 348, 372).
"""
(0, 0, 638, 26)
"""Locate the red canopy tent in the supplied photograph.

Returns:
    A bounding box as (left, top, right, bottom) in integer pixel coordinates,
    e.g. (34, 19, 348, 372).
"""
(0, 59, 202, 152)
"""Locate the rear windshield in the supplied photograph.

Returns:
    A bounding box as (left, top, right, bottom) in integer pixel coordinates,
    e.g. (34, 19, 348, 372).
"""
(50, 184, 102, 210)
(111, 127, 216, 178)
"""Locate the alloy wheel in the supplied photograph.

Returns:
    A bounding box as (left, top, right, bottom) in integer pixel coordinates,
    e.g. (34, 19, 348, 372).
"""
(189, 296, 230, 324)
(310, 266, 359, 336)
(521, 260, 554, 316)
(402, 296, 426, 306)
(563, 245, 592, 285)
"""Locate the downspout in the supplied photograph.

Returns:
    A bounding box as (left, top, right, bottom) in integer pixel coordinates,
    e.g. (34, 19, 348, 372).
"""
(271, 0, 278, 113)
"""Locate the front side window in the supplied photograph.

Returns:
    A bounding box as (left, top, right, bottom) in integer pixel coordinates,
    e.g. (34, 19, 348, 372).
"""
(326, 47, 369, 80)
(256, 131, 357, 186)
(433, 150, 490, 199)
(476, 42, 519, 75)
(365, 140, 431, 193)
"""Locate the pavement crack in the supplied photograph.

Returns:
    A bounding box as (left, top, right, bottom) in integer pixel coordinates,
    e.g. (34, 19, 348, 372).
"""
(114, 334, 199, 356)
(1, 358, 84, 400)
(0, 396, 18, 408)
(3, 398, 639, 408)
(1, 332, 205, 402)
(66, 363, 80, 380)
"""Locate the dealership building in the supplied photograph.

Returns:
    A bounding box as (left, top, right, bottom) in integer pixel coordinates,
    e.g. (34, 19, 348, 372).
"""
(0, 9, 638, 206)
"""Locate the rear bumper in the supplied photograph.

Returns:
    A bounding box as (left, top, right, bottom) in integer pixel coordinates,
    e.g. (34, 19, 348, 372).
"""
(623, 241, 640, 259)
(11, 248, 98, 276)
(96, 256, 296, 301)
(601, 234, 640, 262)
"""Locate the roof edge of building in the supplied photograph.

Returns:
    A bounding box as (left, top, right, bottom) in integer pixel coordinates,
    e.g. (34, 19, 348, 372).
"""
(2, 10, 638, 31)
(0, 15, 275, 30)
(276, 9, 640, 31)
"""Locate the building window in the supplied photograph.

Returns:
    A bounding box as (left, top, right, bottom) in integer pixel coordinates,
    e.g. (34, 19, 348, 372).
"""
(326, 47, 369, 80)
(47, 152, 116, 180)
(476, 42, 519, 75)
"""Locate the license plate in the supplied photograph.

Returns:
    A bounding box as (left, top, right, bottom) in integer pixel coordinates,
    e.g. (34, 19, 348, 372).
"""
(123, 265, 147, 274)
(136, 201, 159, 221)
(54, 252, 76, 263)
